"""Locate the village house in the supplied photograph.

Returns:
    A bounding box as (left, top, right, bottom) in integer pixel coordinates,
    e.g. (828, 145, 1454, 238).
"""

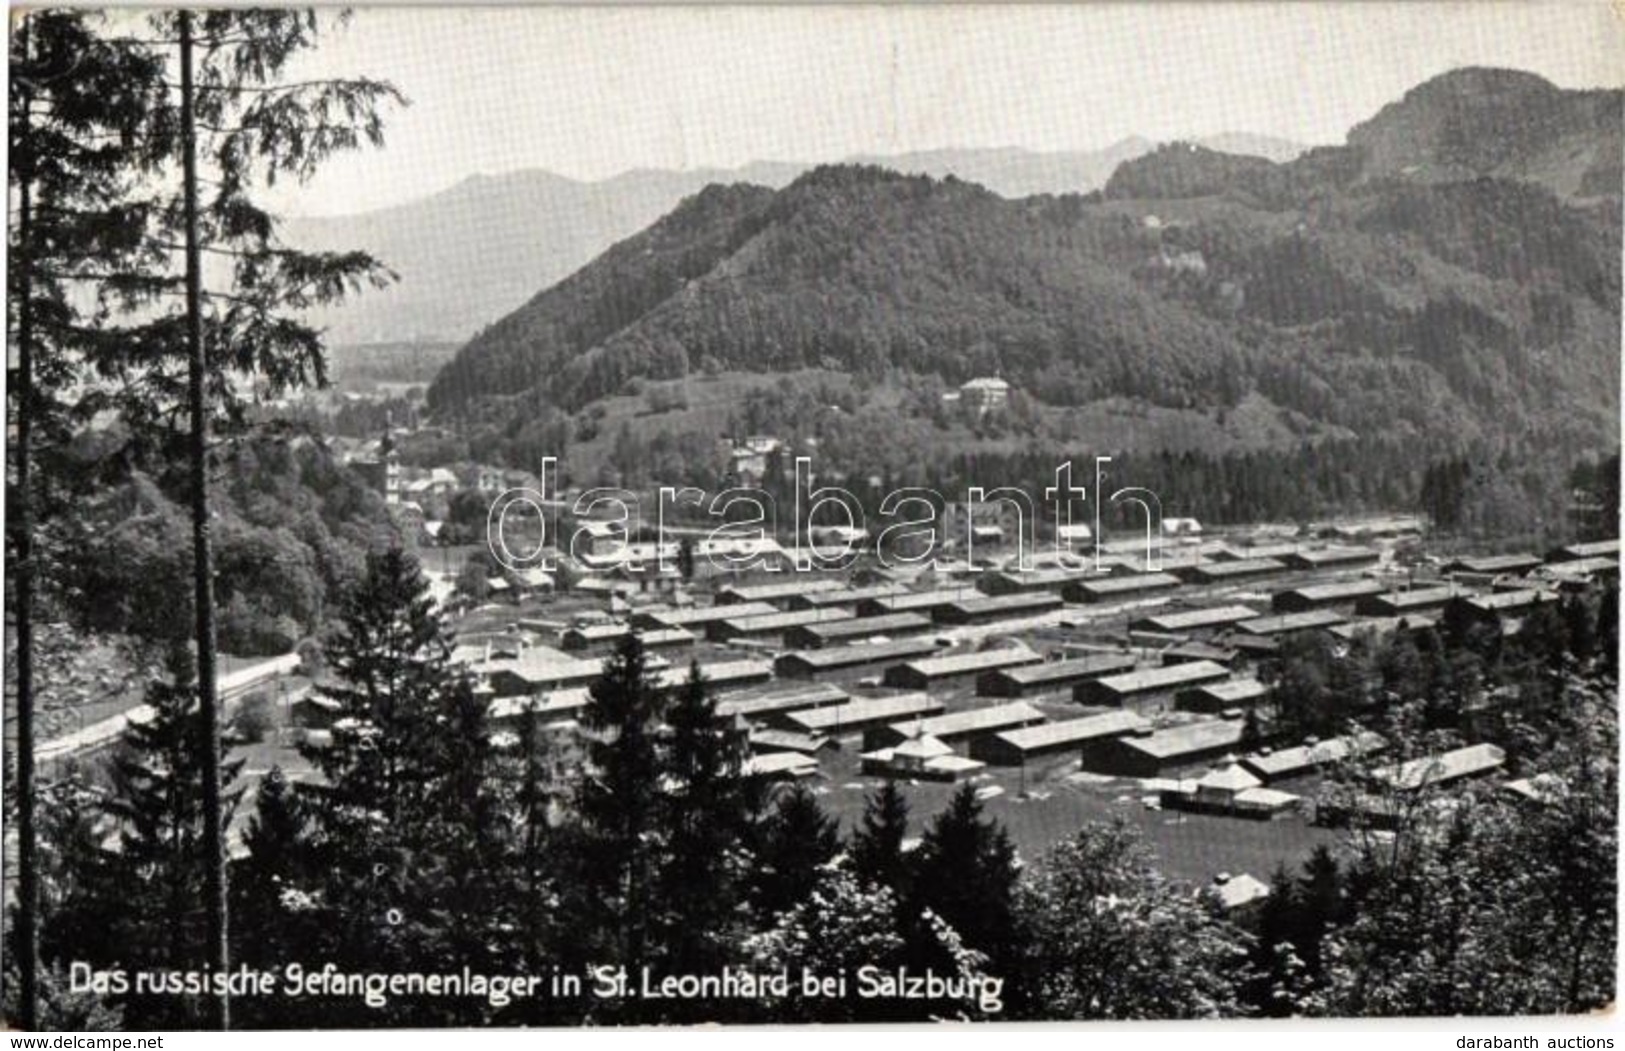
(957, 376, 1011, 415)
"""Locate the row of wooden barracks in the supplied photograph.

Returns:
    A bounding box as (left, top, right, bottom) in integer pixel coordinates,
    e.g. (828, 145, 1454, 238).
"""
(319, 535, 1617, 804)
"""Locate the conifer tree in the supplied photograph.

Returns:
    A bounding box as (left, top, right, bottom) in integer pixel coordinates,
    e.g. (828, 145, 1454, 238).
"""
(654, 663, 753, 1018)
(99, 651, 245, 1029)
(850, 780, 911, 898)
(751, 784, 841, 919)
(297, 547, 459, 1015)
(911, 785, 1021, 992)
(229, 766, 321, 1027)
(568, 634, 667, 987)
(7, 14, 166, 1025)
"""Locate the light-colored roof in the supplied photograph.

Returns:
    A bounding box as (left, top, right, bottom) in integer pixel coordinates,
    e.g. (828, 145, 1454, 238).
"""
(1243, 732, 1387, 778)
(1120, 719, 1245, 760)
(1189, 557, 1286, 577)
(1188, 678, 1269, 703)
(1365, 586, 1458, 609)
(778, 638, 942, 670)
(795, 612, 931, 640)
(1290, 546, 1378, 564)
(994, 654, 1137, 686)
(1198, 764, 1263, 793)
(1277, 579, 1386, 602)
(894, 646, 1039, 678)
(961, 376, 1011, 391)
(719, 579, 845, 603)
(993, 711, 1148, 751)
(718, 608, 854, 634)
(1549, 539, 1619, 561)
(887, 701, 1044, 741)
(1213, 873, 1271, 910)
(893, 734, 955, 760)
(1233, 787, 1300, 809)
(1091, 660, 1230, 695)
(864, 587, 982, 612)
(1075, 572, 1182, 594)
(650, 660, 772, 691)
(645, 601, 777, 627)
(924, 755, 985, 774)
(1461, 589, 1555, 613)
(743, 752, 818, 778)
(1137, 605, 1260, 631)
(1503, 773, 1568, 805)
(1237, 610, 1347, 635)
(1372, 743, 1506, 791)
(750, 729, 829, 754)
(948, 593, 1064, 615)
(716, 682, 849, 719)
(788, 693, 943, 732)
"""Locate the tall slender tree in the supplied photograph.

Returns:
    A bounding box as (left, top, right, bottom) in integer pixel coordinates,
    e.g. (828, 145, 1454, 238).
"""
(850, 780, 911, 898)
(298, 546, 456, 1010)
(99, 650, 245, 1029)
(655, 663, 753, 1018)
(7, 13, 166, 1027)
(568, 635, 667, 991)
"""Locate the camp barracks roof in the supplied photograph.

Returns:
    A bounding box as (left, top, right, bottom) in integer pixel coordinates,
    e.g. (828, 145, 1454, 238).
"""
(1184, 557, 1286, 577)
(992, 710, 1148, 751)
(892, 646, 1040, 678)
(1547, 538, 1620, 562)
(1119, 719, 1245, 760)
(1371, 743, 1506, 791)
(786, 693, 944, 732)
(1187, 678, 1269, 704)
(1449, 553, 1543, 575)
(1067, 572, 1181, 597)
(1133, 605, 1259, 632)
(1236, 610, 1347, 635)
(717, 579, 845, 605)
(1362, 586, 1458, 611)
(1243, 732, 1386, 779)
(1327, 615, 1436, 640)
(1460, 588, 1555, 612)
(715, 682, 849, 719)
(793, 612, 931, 641)
(982, 567, 1088, 589)
(1543, 556, 1620, 579)
(639, 601, 778, 628)
(715, 608, 854, 633)
(774, 638, 941, 671)
(791, 584, 913, 608)
(861, 587, 981, 613)
(1287, 546, 1378, 565)
(1091, 660, 1231, 695)
(489, 687, 593, 722)
(945, 593, 1064, 616)
(1274, 580, 1386, 604)
(993, 654, 1137, 686)
(887, 701, 1045, 740)
(649, 659, 772, 691)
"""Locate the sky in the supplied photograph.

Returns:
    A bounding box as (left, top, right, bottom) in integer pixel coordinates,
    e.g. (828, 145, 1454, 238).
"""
(265, 2, 1625, 217)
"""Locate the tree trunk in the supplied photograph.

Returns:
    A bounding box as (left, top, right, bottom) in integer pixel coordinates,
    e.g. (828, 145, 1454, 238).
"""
(178, 11, 230, 1030)
(11, 14, 40, 1030)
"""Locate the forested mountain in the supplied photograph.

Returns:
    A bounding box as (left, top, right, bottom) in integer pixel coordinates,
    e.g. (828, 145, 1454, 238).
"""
(286, 138, 1303, 345)
(427, 68, 1620, 462)
(1345, 67, 1622, 199)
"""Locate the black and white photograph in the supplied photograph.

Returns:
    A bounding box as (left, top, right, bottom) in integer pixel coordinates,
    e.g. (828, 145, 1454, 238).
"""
(2, 2, 1621, 1034)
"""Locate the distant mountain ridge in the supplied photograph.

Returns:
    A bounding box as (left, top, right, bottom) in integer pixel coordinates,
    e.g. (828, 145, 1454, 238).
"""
(424, 67, 1620, 460)
(287, 136, 1305, 344)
